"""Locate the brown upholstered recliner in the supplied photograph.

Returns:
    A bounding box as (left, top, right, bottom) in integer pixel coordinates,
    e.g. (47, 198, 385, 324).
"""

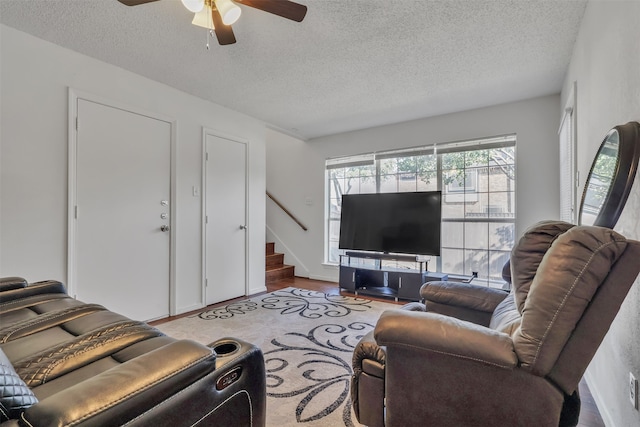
(351, 221, 640, 426)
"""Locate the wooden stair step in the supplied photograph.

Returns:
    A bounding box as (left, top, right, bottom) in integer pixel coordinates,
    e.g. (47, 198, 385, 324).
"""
(265, 242, 295, 284)
(266, 265, 295, 284)
(266, 242, 275, 256)
(266, 252, 284, 267)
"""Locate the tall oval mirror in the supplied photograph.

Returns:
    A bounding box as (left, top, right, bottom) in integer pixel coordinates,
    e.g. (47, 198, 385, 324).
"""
(579, 121, 640, 228)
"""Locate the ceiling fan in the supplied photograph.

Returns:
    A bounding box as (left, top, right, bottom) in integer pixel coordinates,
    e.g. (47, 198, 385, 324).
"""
(117, 0, 307, 45)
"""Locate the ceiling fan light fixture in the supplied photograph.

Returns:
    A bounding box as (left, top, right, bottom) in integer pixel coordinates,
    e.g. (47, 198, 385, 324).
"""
(192, 5, 215, 29)
(181, 0, 205, 13)
(214, 0, 242, 25)
(118, 0, 307, 46)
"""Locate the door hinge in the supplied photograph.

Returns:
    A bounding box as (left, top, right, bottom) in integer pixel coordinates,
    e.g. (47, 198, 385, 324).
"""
(74, 205, 78, 219)
(575, 170, 580, 188)
(75, 117, 78, 131)
(205, 279, 208, 287)
(206, 152, 209, 161)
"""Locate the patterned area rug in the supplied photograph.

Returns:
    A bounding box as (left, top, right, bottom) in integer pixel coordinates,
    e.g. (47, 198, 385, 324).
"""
(156, 287, 399, 427)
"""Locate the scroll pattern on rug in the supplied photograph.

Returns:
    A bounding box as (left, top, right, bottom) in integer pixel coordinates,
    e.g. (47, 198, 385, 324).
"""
(160, 287, 394, 426)
(195, 288, 375, 320)
(260, 288, 375, 318)
(264, 321, 375, 426)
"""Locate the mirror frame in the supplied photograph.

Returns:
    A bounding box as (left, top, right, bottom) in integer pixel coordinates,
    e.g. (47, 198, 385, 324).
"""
(578, 121, 640, 228)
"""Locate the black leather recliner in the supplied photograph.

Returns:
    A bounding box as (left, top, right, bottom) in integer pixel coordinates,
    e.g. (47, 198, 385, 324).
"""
(0, 277, 266, 426)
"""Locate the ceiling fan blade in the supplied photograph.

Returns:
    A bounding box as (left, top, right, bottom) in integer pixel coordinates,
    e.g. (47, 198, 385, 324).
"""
(234, 0, 307, 22)
(116, 0, 160, 6)
(211, 6, 237, 45)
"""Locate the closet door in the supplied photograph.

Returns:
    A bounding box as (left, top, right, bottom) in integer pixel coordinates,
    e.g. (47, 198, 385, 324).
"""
(204, 132, 247, 305)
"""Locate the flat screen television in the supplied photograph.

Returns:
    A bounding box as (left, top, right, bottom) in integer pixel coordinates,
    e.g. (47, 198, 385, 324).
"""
(338, 191, 442, 256)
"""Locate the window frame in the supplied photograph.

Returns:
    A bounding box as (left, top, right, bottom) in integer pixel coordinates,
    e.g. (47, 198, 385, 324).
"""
(325, 135, 516, 283)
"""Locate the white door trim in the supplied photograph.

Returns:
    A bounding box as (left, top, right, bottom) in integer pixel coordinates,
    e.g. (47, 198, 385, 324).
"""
(67, 88, 178, 315)
(558, 81, 578, 223)
(201, 127, 250, 306)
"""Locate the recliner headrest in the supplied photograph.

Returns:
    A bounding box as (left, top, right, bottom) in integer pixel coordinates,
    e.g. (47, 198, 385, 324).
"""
(510, 221, 576, 313)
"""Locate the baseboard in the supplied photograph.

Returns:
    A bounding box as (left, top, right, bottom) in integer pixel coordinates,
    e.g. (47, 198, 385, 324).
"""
(584, 369, 614, 427)
(249, 285, 267, 296)
(309, 274, 338, 283)
(175, 303, 205, 316)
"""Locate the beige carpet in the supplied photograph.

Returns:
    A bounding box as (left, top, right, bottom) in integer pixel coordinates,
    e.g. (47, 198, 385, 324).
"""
(156, 287, 398, 427)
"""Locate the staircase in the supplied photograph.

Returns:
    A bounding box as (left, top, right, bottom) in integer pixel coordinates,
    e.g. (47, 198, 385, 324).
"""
(266, 242, 295, 284)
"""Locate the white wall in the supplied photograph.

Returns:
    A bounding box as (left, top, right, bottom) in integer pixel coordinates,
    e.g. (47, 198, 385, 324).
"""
(266, 94, 561, 282)
(0, 25, 267, 314)
(561, 1, 640, 426)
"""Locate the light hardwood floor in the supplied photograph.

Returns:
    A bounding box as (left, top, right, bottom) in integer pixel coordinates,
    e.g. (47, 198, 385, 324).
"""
(153, 276, 605, 427)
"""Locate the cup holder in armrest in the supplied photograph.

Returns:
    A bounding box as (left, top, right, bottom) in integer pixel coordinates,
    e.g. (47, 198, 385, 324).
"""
(211, 339, 240, 357)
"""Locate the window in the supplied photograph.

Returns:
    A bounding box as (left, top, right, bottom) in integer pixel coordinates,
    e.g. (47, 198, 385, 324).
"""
(326, 135, 516, 284)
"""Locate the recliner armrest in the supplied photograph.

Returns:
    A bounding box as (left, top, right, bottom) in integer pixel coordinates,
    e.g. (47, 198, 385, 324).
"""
(351, 330, 386, 427)
(374, 309, 518, 369)
(421, 281, 509, 325)
(353, 330, 385, 377)
(422, 281, 509, 311)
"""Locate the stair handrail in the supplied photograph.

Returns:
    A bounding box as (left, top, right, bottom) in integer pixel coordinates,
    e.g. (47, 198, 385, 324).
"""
(266, 191, 308, 231)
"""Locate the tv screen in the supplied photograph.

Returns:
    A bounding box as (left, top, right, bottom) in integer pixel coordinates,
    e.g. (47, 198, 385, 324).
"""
(338, 191, 442, 256)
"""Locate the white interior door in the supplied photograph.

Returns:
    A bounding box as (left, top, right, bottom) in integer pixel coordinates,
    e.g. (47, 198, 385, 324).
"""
(74, 98, 171, 321)
(205, 132, 247, 305)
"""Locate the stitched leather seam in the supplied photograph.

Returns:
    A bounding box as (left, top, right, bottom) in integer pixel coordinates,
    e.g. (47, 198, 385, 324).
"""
(121, 386, 252, 427)
(66, 348, 213, 426)
(20, 413, 34, 427)
(0, 304, 105, 343)
(513, 226, 574, 308)
(530, 239, 622, 366)
(192, 390, 253, 426)
(384, 341, 515, 369)
(16, 320, 138, 365)
(14, 321, 147, 386)
(39, 326, 157, 384)
(0, 404, 10, 421)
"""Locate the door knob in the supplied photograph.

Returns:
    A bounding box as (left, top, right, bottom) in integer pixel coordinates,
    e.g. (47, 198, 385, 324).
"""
(239, 225, 247, 230)
(160, 225, 170, 232)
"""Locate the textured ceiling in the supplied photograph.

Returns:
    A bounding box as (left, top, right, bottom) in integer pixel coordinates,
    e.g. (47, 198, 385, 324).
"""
(0, 0, 587, 139)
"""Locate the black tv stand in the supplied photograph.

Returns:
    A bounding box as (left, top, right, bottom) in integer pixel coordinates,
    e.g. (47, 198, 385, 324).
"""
(339, 251, 448, 302)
